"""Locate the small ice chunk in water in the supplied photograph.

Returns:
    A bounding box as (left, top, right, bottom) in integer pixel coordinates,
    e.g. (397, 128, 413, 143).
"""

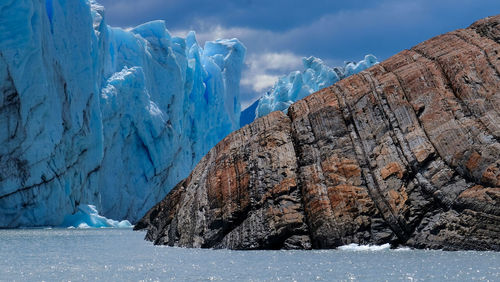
(61, 205, 132, 229)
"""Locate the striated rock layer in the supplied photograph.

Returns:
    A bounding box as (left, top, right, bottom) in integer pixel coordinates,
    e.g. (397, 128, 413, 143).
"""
(136, 16, 500, 250)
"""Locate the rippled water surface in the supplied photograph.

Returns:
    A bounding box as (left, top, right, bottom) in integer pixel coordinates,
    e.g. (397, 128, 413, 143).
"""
(1, 229, 498, 281)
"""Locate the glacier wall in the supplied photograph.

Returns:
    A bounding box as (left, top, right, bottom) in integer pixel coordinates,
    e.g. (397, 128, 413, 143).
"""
(0, 0, 245, 227)
(254, 55, 378, 119)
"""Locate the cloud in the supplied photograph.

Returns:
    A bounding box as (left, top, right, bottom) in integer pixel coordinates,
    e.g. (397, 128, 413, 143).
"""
(241, 52, 302, 92)
(100, 0, 499, 59)
(171, 25, 263, 47)
(97, 0, 500, 108)
(241, 74, 280, 93)
(247, 52, 303, 73)
(98, 0, 374, 31)
(172, 0, 427, 63)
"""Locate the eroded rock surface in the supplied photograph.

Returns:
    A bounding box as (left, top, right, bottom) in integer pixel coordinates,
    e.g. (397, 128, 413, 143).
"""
(136, 15, 500, 250)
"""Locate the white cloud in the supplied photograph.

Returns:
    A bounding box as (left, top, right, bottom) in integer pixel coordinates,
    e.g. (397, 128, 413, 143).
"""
(167, 0, 423, 105)
(246, 52, 302, 73)
(171, 25, 265, 47)
(241, 52, 302, 93)
(241, 74, 280, 93)
(99, 0, 493, 109)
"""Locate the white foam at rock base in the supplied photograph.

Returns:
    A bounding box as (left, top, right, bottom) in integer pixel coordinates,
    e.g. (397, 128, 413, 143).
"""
(338, 243, 391, 251)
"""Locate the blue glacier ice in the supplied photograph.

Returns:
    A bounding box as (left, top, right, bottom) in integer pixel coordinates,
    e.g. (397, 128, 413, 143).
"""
(253, 55, 378, 120)
(61, 204, 132, 229)
(0, 0, 245, 227)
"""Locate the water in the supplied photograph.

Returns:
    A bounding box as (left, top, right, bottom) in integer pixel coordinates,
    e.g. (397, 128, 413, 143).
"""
(1, 229, 498, 281)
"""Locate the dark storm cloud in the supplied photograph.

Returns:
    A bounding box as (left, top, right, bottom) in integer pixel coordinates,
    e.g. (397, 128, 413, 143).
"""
(98, 0, 374, 31)
(97, 0, 500, 107)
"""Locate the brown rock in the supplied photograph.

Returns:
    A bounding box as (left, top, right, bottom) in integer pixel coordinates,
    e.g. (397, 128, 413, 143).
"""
(381, 162, 406, 180)
(137, 111, 311, 249)
(136, 15, 500, 251)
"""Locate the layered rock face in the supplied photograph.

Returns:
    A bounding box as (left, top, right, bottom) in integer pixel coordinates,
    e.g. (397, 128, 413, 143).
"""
(136, 16, 500, 250)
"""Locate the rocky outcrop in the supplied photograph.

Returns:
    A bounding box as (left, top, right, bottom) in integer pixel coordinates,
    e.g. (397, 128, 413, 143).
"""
(136, 15, 500, 250)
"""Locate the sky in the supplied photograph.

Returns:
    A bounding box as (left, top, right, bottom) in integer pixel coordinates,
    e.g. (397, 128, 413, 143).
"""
(97, 0, 500, 108)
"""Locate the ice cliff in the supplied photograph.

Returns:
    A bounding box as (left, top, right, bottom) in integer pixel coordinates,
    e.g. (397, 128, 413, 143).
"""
(0, 0, 245, 227)
(246, 55, 378, 124)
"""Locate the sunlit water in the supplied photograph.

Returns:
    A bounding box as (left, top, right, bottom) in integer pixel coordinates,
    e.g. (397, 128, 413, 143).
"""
(1, 229, 498, 281)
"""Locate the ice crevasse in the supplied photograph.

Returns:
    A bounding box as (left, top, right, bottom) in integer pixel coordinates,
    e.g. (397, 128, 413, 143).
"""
(0, 0, 245, 227)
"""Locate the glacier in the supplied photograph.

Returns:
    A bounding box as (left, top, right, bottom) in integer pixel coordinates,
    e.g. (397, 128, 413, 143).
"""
(0, 0, 245, 227)
(252, 55, 378, 121)
(240, 99, 259, 127)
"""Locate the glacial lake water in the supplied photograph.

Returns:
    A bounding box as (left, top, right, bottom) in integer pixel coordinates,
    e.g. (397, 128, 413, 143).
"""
(0, 229, 499, 281)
